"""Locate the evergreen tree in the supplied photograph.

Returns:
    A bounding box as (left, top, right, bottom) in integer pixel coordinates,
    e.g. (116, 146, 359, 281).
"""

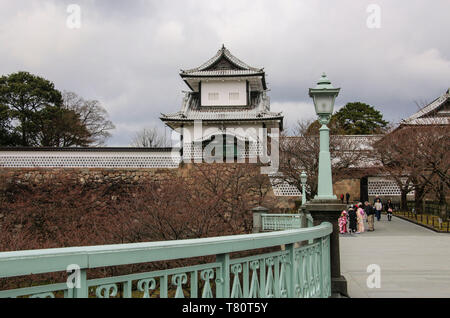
(0, 72, 114, 147)
(306, 102, 388, 135)
(334, 102, 388, 135)
(0, 71, 63, 146)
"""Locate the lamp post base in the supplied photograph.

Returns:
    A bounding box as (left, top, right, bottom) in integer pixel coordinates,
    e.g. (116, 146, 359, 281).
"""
(305, 198, 348, 298)
(331, 275, 349, 298)
(314, 194, 337, 200)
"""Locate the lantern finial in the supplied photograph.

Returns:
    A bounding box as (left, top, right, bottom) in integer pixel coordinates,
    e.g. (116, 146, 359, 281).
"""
(315, 73, 334, 89)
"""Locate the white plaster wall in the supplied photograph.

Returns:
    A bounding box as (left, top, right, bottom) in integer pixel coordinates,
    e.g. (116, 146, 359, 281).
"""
(201, 81, 247, 106)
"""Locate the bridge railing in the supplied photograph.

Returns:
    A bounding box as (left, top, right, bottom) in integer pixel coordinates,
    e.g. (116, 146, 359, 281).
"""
(262, 214, 302, 231)
(261, 213, 314, 231)
(0, 222, 332, 298)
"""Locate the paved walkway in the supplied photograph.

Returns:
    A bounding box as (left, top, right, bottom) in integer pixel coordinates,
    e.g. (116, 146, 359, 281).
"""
(340, 214, 450, 298)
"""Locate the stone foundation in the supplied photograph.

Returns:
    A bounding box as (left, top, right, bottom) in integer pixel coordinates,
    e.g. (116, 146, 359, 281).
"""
(0, 163, 299, 212)
(333, 178, 360, 202)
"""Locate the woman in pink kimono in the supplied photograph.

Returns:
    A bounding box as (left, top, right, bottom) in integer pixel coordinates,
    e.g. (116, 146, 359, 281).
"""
(338, 211, 348, 234)
(356, 203, 365, 233)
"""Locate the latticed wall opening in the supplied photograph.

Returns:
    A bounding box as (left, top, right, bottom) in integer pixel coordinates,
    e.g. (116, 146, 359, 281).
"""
(0, 153, 181, 168)
(368, 178, 415, 196)
(269, 175, 302, 197)
(183, 135, 262, 162)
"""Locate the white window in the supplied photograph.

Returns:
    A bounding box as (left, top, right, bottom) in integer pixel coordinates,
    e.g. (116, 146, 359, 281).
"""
(229, 92, 239, 100)
(208, 92, 219, 100)
(201, 81, 247, 106)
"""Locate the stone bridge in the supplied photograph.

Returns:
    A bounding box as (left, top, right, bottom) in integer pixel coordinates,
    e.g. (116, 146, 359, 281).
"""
(340, 215, 450, 297)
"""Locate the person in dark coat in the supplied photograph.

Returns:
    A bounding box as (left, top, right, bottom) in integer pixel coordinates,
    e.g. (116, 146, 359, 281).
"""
(385, 199, 394, 221)
(364, 201, 375, 231)
(348, 207, 357, 233)
(346, 193, 350, 204)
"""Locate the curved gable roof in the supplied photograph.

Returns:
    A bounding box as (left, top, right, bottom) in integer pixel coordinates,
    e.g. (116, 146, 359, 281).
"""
(403, 89, 449, 123)
(180, 45, 264, 76)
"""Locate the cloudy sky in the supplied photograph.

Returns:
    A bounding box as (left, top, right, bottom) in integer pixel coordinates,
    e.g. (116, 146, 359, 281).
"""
(1, 0, 449, 145)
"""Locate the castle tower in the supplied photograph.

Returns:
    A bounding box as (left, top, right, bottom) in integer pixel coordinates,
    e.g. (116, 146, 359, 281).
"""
(160, 45, 283, 162)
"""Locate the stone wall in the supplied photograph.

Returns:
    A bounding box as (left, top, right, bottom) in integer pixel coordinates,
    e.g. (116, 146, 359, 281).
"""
(0, 167, 177, 187)
(0, 163, 299, 212)
(333, 178, 360, 203)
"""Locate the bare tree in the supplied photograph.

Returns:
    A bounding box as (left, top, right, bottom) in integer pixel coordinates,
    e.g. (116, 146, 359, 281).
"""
(412, 124, 449, 219)
(130, 127, 169, 147)
(372, 130, 417, 211)
(279, 119, 372, 199)
(62, 91, 115, 146)
(189, 163, 277, 233)
(373, 120, 449, 216)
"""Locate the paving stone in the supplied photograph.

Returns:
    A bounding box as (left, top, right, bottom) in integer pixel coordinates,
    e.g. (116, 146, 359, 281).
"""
(340, 215, 450, 298)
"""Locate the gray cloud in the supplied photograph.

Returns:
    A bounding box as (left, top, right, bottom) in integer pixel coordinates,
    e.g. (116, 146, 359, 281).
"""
(1, 0, 449, 145)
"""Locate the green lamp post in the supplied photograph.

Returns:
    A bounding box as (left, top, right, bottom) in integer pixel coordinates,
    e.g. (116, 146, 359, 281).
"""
(300, 171, 307, 206)
(306, 73, 348, 297)
(309, 73, 340, 200)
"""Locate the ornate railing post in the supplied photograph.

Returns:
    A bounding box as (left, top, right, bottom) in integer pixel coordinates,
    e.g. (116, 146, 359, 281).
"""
(73, 269, 88, 298)
(123, 280, 132, 298)
(322, 235, 331, 297)
(216, 253, 230, 298)
(299, 205, 306, 228)
(306, 213, 315, 245)
(305, 201, 347, 297)
(252, 206, 269, 233)
(286, 243, 296, 297)
(298, 205, 314, 245)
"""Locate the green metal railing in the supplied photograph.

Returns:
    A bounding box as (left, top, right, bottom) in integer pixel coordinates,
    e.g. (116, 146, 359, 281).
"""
(394, 210, 450, 232)
(261, 213, 314, 232)
(0, 222, 332, 298)
(261, 214, 302, 231)
(406, 201, 448, 216)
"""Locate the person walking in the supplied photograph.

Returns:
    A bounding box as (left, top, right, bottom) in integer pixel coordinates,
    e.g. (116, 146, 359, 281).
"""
(348, 207, 357, 234)
(340, 193, 344, 203)
(339, 210, 348, 234)
(346, 193, 350, 204)
(374, 196, 383, 221)
(356, 203, 365, 233)
(365, 201, 375, 231)
(385, 199, 394, 221)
